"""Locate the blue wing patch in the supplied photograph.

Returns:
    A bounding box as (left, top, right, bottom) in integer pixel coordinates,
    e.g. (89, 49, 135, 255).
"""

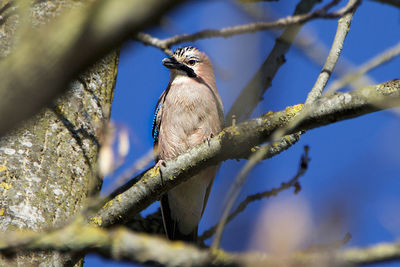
(152, 103, 161, 144)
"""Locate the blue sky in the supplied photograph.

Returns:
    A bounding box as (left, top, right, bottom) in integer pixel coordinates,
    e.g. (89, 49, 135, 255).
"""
(86, 1, 400, 266)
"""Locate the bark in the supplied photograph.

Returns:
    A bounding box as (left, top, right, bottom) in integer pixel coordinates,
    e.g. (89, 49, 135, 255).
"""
(0, 1, 118, 265)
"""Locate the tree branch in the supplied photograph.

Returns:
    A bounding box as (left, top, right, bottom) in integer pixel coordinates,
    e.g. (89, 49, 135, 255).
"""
(93, 79, 400, 227)
(2, 222, 400, 266)
(0, 224, 219, 267)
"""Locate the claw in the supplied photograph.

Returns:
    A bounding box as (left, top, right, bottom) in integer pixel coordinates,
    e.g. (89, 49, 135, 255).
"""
(155, 159, 167, 169)
(155, 159, 166, 186)
(203, 133, 214, 147)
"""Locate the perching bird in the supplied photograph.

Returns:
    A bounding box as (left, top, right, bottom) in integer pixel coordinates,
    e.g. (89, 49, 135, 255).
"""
(152, 46, 224, 242)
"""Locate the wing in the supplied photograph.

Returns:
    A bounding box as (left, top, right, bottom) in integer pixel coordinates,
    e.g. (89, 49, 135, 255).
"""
(152, 84, 170, 146)
(151, 101, 162, 145)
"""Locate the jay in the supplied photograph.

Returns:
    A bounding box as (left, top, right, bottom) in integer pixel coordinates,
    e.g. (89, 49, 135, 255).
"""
(152, 46, 224, 242)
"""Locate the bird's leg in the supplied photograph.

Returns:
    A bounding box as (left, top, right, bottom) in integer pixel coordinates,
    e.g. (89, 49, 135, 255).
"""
(155, 159, 166, 185)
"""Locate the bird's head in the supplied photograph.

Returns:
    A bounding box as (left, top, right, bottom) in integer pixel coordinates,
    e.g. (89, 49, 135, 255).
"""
(162, 46, 213, 80)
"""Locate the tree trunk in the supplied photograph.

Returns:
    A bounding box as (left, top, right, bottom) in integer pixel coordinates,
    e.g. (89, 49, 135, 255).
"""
(0, 1, 118, 265)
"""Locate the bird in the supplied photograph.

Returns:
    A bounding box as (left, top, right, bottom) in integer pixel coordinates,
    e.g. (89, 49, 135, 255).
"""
(152, 46, 224, 242)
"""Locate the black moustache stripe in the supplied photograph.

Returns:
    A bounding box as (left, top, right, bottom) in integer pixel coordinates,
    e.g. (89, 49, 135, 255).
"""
(179, 64, 196, 78)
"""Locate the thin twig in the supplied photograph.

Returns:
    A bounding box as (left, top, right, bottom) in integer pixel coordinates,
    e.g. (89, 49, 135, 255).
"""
(306, 232, 352, 252)
(135, 0, 359, 54)
(326, 41, 400, 92)
(305, 0, 359, 105)
(134, 33, 173, 56)
(273, 0, 359, 141)
(201, 145, 310, 242)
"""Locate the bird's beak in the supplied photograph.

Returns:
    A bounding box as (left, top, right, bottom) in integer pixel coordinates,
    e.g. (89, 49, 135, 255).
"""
(162, 57, 181, 69)
(162, 57, 197, 78)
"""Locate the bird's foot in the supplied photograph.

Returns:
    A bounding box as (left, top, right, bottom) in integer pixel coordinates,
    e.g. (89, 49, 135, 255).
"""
(155, 159, 167, 170)
(155, 159, 166, 185)
(203, 133, 214, 147)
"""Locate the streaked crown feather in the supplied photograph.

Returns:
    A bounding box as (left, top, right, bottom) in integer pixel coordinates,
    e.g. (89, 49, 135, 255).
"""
(173, 46, 199, 58)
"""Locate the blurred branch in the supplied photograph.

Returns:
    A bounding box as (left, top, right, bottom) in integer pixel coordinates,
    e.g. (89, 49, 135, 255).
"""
(0, 1, 14, 26)
(305, 0, 358, 104)
(93, 79, 400, 227)
(126, 209, 165, 236)
(238, 0, 279, 3)
(210, 145, 310, 247)
(135, 0, 359, 53)
(370, 0, 400, 8)
(134, 32, 173, 56)
(0, 223, 218, 267)
(3, 222, 400, 266)
(306, 232, 352, 251)
(224, 0, 323, 134)
(212, 143, 273, 249)
(0, 0, 184, 137)
(327, 41, 400, 92)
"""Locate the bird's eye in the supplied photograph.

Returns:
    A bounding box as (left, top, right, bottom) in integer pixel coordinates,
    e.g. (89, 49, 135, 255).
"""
(187, 59, 196, 66)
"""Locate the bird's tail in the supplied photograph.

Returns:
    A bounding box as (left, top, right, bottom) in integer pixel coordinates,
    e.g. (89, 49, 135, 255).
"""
(169, 226, 198, 243)
(160, 194, 198, 243)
